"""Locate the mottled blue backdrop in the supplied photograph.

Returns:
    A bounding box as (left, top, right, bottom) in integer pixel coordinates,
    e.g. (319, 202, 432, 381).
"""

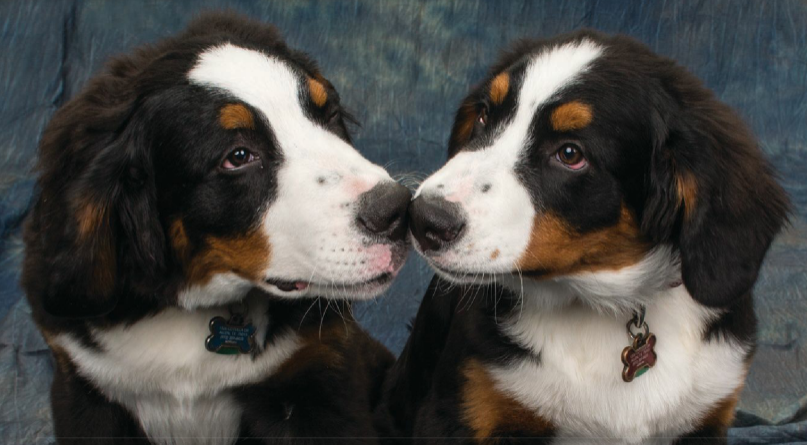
(1, 1, 805, 443)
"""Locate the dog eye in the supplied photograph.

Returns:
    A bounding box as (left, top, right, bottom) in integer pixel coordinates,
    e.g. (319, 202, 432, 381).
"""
(470, 104, 489, 140)
(222, 147, 259, 170)
(554, 144, 587, 170)
(477, 105, 488, 126)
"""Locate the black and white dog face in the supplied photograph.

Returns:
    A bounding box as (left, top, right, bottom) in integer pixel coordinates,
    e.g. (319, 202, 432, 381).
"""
(410, 30, 787, 312)
(28, 15, 410, 318)
(177, 43, 410, 308)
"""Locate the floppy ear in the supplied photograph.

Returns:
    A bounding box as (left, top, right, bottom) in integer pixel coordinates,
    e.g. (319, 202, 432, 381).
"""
(643, 100, 789, 308)
(40, 120, 166, 318)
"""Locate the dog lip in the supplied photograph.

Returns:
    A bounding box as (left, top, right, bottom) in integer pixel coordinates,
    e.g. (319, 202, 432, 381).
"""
(328, 272, 395, 288)
(265, 272, 395, 293)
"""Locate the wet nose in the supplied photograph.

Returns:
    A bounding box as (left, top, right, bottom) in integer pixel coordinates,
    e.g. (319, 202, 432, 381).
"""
(356, 181, 411, 242)
(408, 195, 466, 252)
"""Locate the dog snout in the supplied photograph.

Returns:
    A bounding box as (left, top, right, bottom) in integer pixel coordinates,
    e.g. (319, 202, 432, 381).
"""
(409, 195, 466, 252)
(356, 181, 411, 242)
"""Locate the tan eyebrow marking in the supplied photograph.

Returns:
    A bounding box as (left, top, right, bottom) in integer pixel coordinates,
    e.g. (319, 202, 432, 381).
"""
(489, 72, 510, 105)
(550, 101, 593, 132)
(308, 77, 328, 107)
(219, 103, 255, 130)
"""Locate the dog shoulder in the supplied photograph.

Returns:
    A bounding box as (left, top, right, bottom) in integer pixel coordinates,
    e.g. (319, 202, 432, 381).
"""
(376, 275, 464, 437)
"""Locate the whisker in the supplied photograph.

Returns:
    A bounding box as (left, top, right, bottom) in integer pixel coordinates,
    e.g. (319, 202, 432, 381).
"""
(298, 297, 321, 332)
(346, 300, 357, 320)
(333, 299, 349, 334)
(493, 273, 500, 324)
(319, 299, 332, 340)
(464, 271, 483, 311)
(514, 264, 525, 321)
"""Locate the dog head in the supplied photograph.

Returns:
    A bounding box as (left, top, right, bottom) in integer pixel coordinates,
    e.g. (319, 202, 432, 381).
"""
(25, 13, 410, 318)
(410, 30, 788, 311)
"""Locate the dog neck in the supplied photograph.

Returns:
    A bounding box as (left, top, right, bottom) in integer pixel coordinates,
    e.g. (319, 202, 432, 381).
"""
(499, 245, 682, 316)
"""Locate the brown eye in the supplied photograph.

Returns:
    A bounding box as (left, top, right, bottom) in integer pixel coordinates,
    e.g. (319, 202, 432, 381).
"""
(555, 144, 587, 170)
(222, 147, 259, 170)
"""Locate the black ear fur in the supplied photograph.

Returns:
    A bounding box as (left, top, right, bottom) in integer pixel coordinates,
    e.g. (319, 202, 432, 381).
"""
(643, 84, 789, 308)
(38, 122, 165, 318)
(24, 85, 167, 317)
(19, 24, 175, 319)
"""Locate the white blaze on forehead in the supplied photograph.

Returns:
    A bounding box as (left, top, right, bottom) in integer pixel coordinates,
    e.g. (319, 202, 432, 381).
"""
(417, 40, 603, 197)
(420, 39, 603, 197)
(414, 40, 603, 274)
(487, 39, 603, 165)
(187, 43, 393, 296)
(187, 43, 380, 169)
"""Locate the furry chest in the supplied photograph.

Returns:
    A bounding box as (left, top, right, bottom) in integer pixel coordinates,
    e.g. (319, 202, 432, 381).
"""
(53, 305, 301, 443)
(122, 392, 242, 445)
(483, 290, 748, 442)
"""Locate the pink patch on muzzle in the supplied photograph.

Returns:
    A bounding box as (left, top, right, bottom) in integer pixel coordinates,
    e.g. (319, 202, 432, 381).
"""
(348, 177, 377, 200)
(364, 244, 394, 273)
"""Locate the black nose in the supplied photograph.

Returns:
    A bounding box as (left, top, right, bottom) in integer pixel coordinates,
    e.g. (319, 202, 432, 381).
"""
(409, 195, 466, 252)
(356, 181, 411, 242)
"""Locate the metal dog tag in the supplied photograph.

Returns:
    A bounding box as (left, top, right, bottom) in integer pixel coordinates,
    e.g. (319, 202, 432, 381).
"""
(621, 307, 657, 382)
(621, 333, 657, 382)
(205, 315, 256, 355)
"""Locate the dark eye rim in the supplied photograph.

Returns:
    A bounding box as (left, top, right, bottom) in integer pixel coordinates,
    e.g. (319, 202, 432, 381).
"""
(322, 99, 345, 124)
(327, 109, 341, 123)
(553, 142, 588, 170)
(477, 102, 489, 126)
(468, 101, 490, 141)
(219, 146, 261, 171)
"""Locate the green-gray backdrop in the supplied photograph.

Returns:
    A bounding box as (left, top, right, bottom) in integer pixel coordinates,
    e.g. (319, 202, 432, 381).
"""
(1, 1, 805, 443)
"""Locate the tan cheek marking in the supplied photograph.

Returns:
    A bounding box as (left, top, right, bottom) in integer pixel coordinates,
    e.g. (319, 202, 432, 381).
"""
(308, 77, 328, 107)
(219, 103, 255, 130)
(676, 171, 698, 220)
(490, 249, 500, 260)
(184, 229, 271, 285)
(462, 359, 555, 440)
(550, 101, 593, 132)
(489, 72, 510, 105)
(516, 206, 649, 276)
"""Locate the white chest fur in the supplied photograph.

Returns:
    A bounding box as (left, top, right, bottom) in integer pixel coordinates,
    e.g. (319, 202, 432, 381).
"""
(54, 296, 301, 445)
(490, 285, 747, 444)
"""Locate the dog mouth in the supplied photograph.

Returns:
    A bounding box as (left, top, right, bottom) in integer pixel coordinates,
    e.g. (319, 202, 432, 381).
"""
(262, 241, 409, 298)
(265, 272, 396, 294)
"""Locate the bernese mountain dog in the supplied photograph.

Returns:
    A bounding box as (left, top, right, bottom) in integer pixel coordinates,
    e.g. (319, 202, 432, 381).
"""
(377, 30, 789, 443)
(23, 13, 410, 444)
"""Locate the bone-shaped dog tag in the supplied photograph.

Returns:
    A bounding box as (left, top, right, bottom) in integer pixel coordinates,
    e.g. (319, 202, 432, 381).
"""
(621, 333, 657, 382)
(205, 316, 256, 355)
